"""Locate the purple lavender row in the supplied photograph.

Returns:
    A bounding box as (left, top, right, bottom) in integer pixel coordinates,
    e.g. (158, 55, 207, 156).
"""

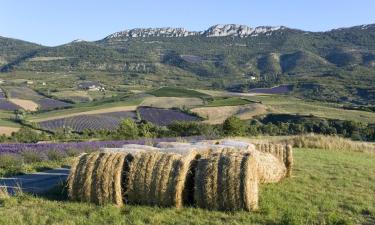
(0, 136, 206, 155)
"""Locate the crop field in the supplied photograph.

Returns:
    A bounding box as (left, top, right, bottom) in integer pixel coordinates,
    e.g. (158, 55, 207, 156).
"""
(50, 90, 92, 103)
(36, 98, 71, 110)
(38, 111, 137, 132)
(3, 86, 72, 111)
(148, 87, 210, 98)
(0, 126, 19, 136)
(8, 98, 39, 111)
(0, 99, 20, 111)
(138, 107, 199, 126)
(0, 148, 374, 224)
(140, 97, 204, 108)
(192, 103, 267, 124)
(246, 95, 375, 123)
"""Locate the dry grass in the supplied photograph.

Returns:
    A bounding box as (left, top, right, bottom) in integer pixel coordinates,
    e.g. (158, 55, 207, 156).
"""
(140, 97, 203, 108)
(0, 126, 19, 136)
(231, 135, 375, 153)
(191, 103, 266, 124)
(8, 98, 38, 111)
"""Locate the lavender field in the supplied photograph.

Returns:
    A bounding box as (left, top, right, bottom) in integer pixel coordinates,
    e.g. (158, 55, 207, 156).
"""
(138, 107, 199, 126)
(0, 99, 20, 111)
(0, 136, 204, 157)
(36, 98, 71, 110)
(38, 111, 137, 132)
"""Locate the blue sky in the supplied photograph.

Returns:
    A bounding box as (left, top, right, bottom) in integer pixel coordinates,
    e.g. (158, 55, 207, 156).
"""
(1, 0, 375, 46)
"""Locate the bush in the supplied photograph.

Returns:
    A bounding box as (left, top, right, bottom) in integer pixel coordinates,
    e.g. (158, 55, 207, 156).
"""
(0, 154, 23, 176)
(223, 116, 248, 136)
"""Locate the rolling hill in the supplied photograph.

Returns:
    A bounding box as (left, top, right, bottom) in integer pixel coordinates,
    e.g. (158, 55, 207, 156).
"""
(1, 23, 375, 105)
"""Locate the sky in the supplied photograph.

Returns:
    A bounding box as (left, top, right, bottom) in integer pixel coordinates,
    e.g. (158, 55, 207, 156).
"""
(1, 0, 375, 46)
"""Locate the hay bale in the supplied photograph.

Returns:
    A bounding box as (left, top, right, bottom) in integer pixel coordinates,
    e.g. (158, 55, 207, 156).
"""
(68, 152, 127, 206)
(126, 151, 200, 208)
(285, 144, 293, 177)
(66, 153, 86, 200)
(156, 142, 192, 148)
(218, 140, 256, 151)
(122, 144, 160, 151)
(194, 148, 259, 211)
(251, 150, 286, 184)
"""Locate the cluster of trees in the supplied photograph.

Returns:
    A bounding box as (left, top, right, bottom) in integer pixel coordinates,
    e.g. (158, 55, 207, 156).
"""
(1, 115, 374, 143)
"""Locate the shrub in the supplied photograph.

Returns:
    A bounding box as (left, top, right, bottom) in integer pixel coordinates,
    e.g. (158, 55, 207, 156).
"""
(0, 154, 23, 176)
(223, 116, 247, 136)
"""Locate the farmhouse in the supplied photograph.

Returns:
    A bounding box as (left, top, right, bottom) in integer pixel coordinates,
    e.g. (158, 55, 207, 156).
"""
(78, 81, 104, 91)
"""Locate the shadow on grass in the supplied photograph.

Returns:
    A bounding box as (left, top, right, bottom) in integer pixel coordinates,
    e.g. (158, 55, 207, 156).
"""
(39, 181, 68, 201)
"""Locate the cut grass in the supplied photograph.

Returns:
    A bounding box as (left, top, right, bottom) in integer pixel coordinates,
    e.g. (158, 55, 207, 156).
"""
(149, 87, 210, 98)
(1, 148, 374, 224)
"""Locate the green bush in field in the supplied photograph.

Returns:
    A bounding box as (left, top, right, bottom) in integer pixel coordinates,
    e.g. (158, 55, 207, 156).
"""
(223, 116, 248, 136)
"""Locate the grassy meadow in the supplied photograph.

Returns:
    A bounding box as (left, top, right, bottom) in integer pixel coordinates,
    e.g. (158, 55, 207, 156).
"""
(0, 148, 374, 225)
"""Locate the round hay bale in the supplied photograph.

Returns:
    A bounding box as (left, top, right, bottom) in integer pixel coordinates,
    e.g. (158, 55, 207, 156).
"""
(285, 144, 293, 177)
(122, 144, 160, 151)
(67, 153, 86, 200)
(156, 142, 191, 148)
(125, 151, 200, 208)
(93, 153, 127, 206)
(194, 148, 259, 211)
(253, 150, 286, 184)
(69, 153, 90, 201)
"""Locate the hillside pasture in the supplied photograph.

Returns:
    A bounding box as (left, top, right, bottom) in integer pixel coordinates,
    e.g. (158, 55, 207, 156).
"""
(247, 95, 375, 123)
(192, 103, 267, 124)
(140, 97, 204, 108)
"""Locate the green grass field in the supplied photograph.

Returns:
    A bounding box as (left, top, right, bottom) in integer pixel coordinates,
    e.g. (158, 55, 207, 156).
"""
(206, 97, 253, 107)
(149, 87, 210, 98)
(1, 148, 374, 225)
(245, 95, 375, 124)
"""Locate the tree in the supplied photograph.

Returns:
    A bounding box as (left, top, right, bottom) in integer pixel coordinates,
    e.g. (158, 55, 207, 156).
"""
(116, 119, 139, 139)
(222, 116, 247, 136)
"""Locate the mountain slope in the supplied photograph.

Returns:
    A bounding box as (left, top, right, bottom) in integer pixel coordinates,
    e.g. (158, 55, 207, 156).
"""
(1, 24, 375, 105)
